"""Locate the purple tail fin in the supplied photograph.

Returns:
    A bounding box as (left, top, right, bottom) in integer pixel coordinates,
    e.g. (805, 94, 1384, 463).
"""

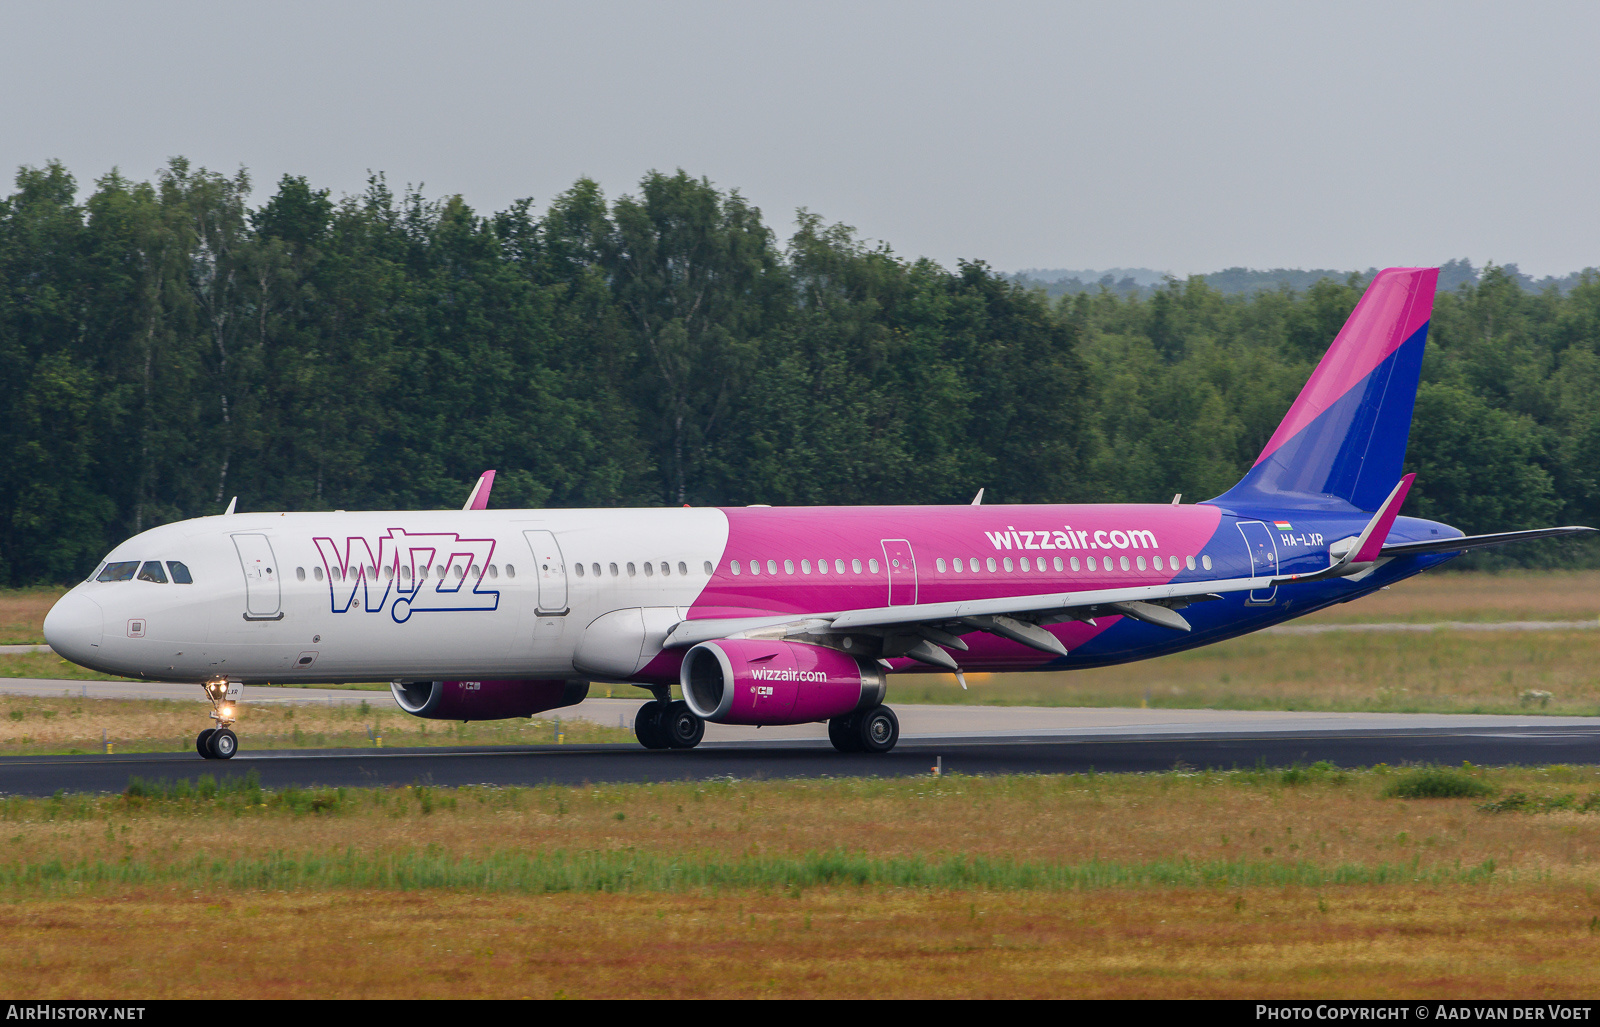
(1211, 267, 1438, 513)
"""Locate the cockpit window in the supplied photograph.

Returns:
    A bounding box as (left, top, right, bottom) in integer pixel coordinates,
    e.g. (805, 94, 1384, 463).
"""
(96, 561, 139, 582)
(167, 561, 194, 584)
(136, 561, 168, 583)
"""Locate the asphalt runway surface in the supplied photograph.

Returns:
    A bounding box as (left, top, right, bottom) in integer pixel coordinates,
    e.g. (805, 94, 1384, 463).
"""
(6, 674, 1600, 795)
(3, 723, 1599, 797)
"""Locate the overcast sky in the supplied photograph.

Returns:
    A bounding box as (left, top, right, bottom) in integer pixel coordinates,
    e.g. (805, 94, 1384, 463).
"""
(5, 1, 1596, 277)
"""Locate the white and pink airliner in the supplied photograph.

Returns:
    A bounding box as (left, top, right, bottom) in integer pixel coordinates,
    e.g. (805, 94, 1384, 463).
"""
(42, 268, 1593, 759)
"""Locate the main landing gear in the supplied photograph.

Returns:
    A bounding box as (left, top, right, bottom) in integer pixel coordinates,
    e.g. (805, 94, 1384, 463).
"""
(634, 698, 705, 750)
(196, 677, 240, 760)
(828, 705, 900, 754)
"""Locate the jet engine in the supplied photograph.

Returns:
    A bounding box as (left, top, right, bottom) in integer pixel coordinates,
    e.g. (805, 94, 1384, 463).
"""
(680, 639, 886, 726)
(390, 678, 590, 721)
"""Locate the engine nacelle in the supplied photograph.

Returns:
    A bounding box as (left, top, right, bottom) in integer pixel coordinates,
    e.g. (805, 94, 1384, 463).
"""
(390, 678, 589, 721)
(681, 640, 886, 726)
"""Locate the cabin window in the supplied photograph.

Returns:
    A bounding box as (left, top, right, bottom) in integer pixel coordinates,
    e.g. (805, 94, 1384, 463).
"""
(868, 559, 879, 573)
(574, 562, 585, 578)
(702, 561, 712, 574)
(137, 561, 168, 583)
(506, 564, 516, 578)
(1202, 555, 1213, 571)
(952, 558, 963, 573)
(767, 560, 778, 575)
(817, 559, 828, 574)
(628, 562, 637, 577)
(1018, 557, 1029, 573)
(384, 565, 395, 579)
(593, 563, 602, 577)
(1053, 556, 1063, 572)
(313, 566, 324, 582)
(296, 567, 306, 581)
(643, 562, 654, 577)
(488, 564, 498, 579)
(936, 558, 946, 572)
(748, 560, 759, 575)
(679, 562, 689, 576)
(851, 559, 862, 574)
(801, 560, 812, 574)
(985, 557, 997, 572)
(731, 561, 741, 575)
(435, 565, 445, 578)
(1002, 557, 1014, 572)
(97, 562, 139, 582)
(1070, 557, 1080, 572)
(606, 563, 616, 577)
(1086, 556, 1097, 571)
(1120, 556, 1131, 571)
(1185, 556, 1195, 571)
(1136, 556, 1146, 571)
(660, 562, 670, 576)
(784, 560, 794, 575)
(835, 559, 846, 574)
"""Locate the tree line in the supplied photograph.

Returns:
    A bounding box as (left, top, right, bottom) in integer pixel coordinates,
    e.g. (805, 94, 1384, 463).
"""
(0, 159, 1594, 584)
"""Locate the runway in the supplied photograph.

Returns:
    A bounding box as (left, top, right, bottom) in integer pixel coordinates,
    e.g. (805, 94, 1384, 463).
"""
(0, 712, 1597, 797)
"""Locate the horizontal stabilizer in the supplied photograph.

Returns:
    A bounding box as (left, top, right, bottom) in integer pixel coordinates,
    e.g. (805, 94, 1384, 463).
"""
(1381, 525, 1596, 557)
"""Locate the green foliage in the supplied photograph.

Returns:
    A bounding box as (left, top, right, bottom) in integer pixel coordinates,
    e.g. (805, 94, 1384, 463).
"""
(1380, 766, 1496, 800)
(0, 159, 1597, 581)
(1477, 791, 1600, 814)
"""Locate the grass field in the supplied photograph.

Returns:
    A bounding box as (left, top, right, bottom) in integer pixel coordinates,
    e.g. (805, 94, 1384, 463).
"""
(0, 694, 634, 755)
(4, 768, 1600, 997)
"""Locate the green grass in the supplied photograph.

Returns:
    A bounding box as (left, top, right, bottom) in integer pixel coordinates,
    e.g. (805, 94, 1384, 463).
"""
(1381, 766, 1498, 800)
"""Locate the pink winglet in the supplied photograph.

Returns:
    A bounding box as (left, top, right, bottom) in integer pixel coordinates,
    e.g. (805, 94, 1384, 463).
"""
(1254, 268, 1438, 468)
(1354, 473, 1415, 563)
(464, 470, 496, 511)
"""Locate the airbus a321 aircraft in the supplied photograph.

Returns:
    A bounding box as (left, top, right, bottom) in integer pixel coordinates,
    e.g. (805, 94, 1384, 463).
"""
(42, 267, 1594, 759)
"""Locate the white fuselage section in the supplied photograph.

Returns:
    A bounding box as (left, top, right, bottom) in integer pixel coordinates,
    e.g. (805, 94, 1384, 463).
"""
(45, 508, 730, 684)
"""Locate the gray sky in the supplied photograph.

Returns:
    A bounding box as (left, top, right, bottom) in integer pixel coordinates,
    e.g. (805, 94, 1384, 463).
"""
(5, 1, 1597, 277)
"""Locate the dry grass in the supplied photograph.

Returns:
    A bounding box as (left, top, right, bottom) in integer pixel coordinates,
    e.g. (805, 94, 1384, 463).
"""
(4, 769, 1600, 996)
(896, 627, 1600, 713)
(0, 694, 632, 755)
(5, 886, 1600, 998)
(0, 588, 65, 645)
(1296, 568, 1600, 624)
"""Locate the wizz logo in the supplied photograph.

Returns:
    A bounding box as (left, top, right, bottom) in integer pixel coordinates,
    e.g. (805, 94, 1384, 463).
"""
(313, 529, 499, 623)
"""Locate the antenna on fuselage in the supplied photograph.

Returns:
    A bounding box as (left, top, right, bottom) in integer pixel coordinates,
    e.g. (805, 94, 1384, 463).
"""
(224, 496, 237, 516)
(970, 489, 984, 506)
(1171, 494, 1182, 505)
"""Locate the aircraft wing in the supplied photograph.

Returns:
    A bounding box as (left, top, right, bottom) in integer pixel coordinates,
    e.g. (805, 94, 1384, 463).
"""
(661, 572, 1270, 652)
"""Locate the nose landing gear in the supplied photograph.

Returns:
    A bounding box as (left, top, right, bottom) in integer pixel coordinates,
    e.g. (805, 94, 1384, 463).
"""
(196, 678, 241, 759)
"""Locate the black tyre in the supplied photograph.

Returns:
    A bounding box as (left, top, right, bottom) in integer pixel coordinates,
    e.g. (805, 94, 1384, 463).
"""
(855, 706, 899, 754)
(828, 715, 862, 753)
(196, 728, 216, 759)
(633, 702, 671, 750)
(663, 700, 705, 749)
(209, 728, 238, 760)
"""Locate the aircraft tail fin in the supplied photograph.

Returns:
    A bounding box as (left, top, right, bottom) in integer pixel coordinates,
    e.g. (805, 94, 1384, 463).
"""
(1210, 267, 1438, 513)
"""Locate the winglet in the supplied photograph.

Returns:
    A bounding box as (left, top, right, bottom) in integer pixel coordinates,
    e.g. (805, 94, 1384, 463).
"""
(1352, 473, 1414, 563)
(463, 470, 496, 511)
(1275, 473, 1414, 584)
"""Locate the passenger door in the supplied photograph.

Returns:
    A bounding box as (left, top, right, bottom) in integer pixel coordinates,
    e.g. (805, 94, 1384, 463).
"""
(232, 533, 283, 620)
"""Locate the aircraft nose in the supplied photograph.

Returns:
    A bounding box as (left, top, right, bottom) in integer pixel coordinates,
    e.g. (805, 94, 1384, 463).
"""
(43, 590, 103, 666)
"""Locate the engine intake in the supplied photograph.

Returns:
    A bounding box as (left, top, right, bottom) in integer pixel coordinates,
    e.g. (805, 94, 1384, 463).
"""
(390, 678, 589, 721)
(681, 639, 885, 725)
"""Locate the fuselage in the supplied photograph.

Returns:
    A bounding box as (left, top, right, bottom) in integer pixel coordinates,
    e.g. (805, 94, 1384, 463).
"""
(43, 501, 1461, 687)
